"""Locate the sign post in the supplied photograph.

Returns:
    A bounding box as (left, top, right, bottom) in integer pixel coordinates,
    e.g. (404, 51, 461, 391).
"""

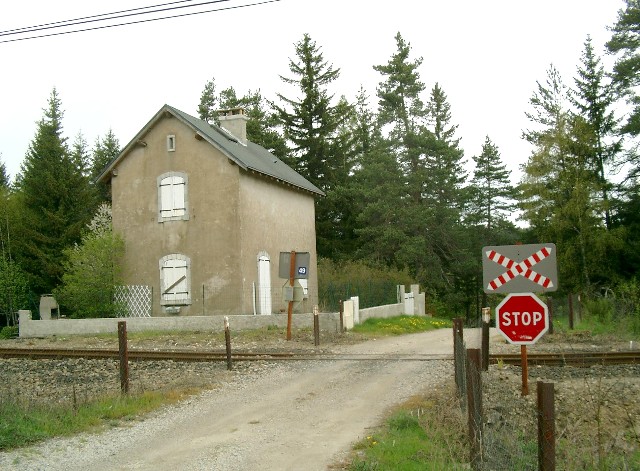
(287, 251, 296, 341)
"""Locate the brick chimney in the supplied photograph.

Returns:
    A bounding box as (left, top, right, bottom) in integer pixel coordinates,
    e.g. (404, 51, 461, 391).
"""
(218, 108, 248, 145)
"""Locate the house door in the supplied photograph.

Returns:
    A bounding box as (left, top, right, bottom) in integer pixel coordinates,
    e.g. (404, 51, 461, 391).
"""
(257, 251, 272, 315)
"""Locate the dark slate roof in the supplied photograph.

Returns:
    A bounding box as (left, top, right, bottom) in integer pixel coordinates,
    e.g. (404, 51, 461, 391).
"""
(97, 104, 324, 196)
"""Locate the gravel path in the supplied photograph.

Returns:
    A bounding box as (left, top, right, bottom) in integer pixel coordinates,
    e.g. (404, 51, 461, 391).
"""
(0, 328, 483, 471)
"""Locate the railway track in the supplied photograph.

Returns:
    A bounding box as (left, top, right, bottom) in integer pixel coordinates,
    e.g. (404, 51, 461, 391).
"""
(0, 347, 638, 366)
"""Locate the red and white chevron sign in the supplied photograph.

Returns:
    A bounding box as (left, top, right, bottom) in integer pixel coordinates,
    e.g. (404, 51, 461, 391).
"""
(482, 243, 558, 294)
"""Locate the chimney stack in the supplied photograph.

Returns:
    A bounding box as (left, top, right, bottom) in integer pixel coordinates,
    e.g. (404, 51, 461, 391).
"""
(218, 108, 248, 145)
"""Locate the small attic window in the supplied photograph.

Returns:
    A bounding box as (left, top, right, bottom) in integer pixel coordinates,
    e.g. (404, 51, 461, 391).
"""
(167, 135, 176, 152)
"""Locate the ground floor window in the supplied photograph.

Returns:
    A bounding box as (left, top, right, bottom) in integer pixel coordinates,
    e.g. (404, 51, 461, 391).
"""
(159, 254, 191, 305)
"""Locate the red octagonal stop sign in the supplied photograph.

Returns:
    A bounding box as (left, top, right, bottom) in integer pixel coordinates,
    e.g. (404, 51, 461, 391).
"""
(495, 293, 549, 345)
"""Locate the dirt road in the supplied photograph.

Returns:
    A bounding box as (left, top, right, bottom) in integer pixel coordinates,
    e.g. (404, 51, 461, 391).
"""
(1, 328, 489, 471)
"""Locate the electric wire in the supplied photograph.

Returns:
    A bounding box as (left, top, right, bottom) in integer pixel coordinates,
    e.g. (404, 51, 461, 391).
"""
(0, 0, 280, 44)
(0, 0, 198, 36)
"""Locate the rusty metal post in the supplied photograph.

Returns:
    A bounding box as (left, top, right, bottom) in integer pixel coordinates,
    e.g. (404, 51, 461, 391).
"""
(453, 318, 464, 397)
(568, 293, 574, 330)
(537, 381, 556, 471)
(313, 305, 320, 346)
(547, 296, 554, 335)
(286, 251, 296, 341)
(481, 307, 490, 371)
(521, 345, 529, 396)
(466, 348, 483, 470)
(224, 316, 232, 371)
(117, 321, 129, 394)
(339, 300, 344, 333)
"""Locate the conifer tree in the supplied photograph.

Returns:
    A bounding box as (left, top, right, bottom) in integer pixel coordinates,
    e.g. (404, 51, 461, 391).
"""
(0, 155, 8, 188)
(273, 33, 352, 258)
(198, 77, 218, 125)
(572, 36, 621, 229)
(91, 129, 121, 203)
(273, 33, 347, 192)
(467, 136, 516, 231)
(13, 89, 94, 293)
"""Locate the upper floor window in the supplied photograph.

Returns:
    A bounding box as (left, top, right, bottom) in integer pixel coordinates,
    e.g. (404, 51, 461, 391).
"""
(167, 135, 176, 152)
(159, 254, 191, 305)
(158, 172, 189, 222)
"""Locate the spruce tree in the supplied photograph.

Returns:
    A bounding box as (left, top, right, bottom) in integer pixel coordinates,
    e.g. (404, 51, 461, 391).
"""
(273, 33, 352, 258)
(572, 36, 621, 229)
(273, 33, 346, 191)
(467, 136, 516, 231)
(0, 156, 8, 188)
(198, 77, 218, 125)
(91, 129, 121, 203)
(520, 67, 610, 291)
(13, 89, 94, 294)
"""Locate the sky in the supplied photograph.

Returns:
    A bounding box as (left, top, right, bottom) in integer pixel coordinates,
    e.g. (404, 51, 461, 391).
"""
(0, 0, 625, 186)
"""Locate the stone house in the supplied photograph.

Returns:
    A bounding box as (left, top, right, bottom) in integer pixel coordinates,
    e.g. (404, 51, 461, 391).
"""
(97, 104, 323, 316)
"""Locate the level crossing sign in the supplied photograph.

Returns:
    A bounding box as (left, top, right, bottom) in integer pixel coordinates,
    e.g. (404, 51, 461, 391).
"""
(482, 243, 558, 294)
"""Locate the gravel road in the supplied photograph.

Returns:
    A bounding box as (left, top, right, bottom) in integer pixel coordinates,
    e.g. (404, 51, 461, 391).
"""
(0, 328, 487, 471)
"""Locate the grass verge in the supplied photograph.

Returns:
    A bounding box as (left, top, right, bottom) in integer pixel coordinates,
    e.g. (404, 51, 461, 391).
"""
(0, 388, 200, 451)
(339, 385, 467, 470)
(351, 315, 450, 336)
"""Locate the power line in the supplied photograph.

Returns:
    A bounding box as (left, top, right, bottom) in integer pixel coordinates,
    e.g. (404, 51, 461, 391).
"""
(0, 0, 198, 36)
(0, 0, 280, 44)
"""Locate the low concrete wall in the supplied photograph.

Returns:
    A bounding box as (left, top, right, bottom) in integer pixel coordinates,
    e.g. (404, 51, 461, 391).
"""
(359, 303, 405, 323)
(18, 310, 340, 338)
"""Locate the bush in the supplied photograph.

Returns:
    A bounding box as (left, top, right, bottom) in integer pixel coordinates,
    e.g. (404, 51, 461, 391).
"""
(0, 325, 18, 339)
(317, 258, 414, 311)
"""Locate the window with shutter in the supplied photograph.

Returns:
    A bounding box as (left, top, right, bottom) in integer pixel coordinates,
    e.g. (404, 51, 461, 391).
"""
(160, 254, 191, 305)
(157, 172, 189, 222)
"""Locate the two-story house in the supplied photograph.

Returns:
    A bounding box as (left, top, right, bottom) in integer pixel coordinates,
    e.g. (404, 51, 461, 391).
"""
(97, 104, 323, 317)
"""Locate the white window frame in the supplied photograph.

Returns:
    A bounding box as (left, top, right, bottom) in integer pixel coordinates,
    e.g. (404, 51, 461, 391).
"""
(167, 134, 176, 152)
(159, 254, 191, 305)
(157, 172, 189, 222)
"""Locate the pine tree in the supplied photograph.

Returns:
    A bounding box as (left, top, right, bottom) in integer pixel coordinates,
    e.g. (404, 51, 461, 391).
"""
(273, 33, 346, 192)
(467, 136, 516, 231)
(13, 89, 94, 293)
(572, 36, 621, 229)
(273, 34, 353, 258)
(0, 155, 8, 188)
(198, 77, 218, 125)
(70, 133, 91, 178)
(91, 129, 120, 203)
(520, 67, 610, 291)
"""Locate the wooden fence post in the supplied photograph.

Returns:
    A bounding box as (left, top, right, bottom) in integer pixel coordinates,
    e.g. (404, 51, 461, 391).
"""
(537, 381, 556, 471)
(466, 348, 483, 470)
(118, 321, 129, 394)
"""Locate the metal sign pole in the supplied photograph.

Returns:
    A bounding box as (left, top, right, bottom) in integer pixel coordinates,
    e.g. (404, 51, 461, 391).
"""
(286, 251, 296, 341)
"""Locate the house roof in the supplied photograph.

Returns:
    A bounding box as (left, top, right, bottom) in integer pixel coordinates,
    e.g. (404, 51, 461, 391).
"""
(97, 104, 324, 197)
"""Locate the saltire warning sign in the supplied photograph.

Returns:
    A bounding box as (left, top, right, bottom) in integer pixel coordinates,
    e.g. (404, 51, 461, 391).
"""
(482, 243, 558, 294)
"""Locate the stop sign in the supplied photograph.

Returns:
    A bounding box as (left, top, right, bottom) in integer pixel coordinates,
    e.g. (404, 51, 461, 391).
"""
(495, 293, 549, 345)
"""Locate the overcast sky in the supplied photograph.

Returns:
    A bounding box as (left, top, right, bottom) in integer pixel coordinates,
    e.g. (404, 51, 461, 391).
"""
(0, 0, 624, 185)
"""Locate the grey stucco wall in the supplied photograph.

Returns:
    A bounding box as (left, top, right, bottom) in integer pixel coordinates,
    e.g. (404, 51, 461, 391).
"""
(18, 310, 340, 338)
(109, 113, 319, 318)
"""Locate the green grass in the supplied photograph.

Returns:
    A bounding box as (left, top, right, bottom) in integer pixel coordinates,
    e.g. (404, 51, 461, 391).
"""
(346, 390, 467, 470)
(0, 389, 197, 451)
(352, 315, 451, 336)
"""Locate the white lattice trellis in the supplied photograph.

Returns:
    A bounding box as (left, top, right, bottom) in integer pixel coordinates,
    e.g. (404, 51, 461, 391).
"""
(114, 285, 152, 318)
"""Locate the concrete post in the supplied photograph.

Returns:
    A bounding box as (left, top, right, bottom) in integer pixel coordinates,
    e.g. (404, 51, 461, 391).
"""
(351, 296, 360, 325)
(18, 310, 32, 338)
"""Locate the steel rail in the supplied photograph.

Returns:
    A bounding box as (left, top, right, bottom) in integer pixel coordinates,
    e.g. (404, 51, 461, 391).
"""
(0, 347, 638, 366)
(490, 351, 640, 367)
